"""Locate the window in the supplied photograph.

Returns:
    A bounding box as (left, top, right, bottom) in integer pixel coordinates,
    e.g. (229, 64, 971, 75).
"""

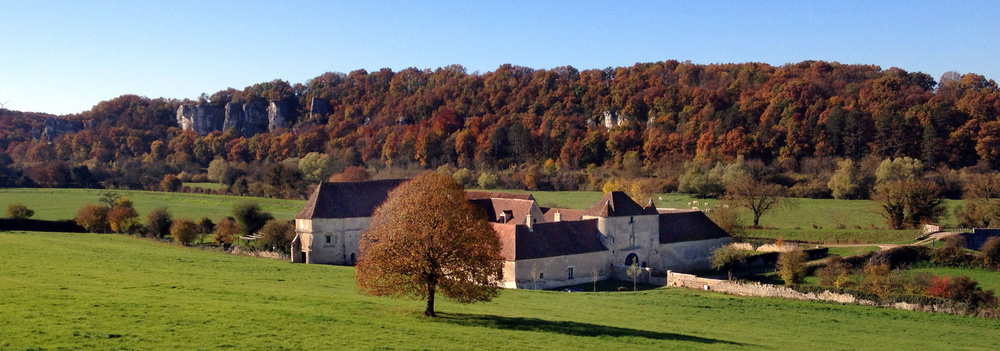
(325, 235, 331, 244)
(567, 267, 574, 280)
(539, 273, 544, 279)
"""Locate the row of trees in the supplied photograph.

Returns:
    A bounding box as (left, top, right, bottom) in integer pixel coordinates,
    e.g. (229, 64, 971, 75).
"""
(72, 193, 295, 251)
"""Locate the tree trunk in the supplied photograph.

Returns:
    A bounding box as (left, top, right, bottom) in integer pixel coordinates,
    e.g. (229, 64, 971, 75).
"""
(425, 280, 437, 317)
(753, 213, 761, 228)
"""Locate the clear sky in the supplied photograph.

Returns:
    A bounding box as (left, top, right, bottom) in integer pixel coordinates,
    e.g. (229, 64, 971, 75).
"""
(2, 0, 998, 115)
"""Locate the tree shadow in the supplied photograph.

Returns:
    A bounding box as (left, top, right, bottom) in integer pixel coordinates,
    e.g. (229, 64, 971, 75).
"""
(435, 313, 746, 346)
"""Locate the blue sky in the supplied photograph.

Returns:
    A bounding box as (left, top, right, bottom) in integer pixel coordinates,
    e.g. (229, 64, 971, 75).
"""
(2, 0, 998, 115)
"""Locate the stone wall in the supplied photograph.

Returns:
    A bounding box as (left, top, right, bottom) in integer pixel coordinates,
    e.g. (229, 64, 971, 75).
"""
(512, 251, 612, 290)
(665, 271, 966, 315)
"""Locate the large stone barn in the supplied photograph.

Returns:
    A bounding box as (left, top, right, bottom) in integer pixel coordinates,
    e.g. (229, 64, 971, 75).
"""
(292, 179, 730, 290)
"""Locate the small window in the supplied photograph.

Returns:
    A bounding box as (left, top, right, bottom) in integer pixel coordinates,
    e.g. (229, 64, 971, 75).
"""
(325, 235, 331, 244)
(629, 216, 634, 224)
(567, 267, 574, 280)
(539, 273, 544, 279)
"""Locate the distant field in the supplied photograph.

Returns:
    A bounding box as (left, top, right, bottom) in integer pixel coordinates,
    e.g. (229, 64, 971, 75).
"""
(0, 188, 304, 222)
(184, 182, 224, 190)
(1, 232, 997, 350)
(742, 229, 920, 244)
(825, 246, 882, 257)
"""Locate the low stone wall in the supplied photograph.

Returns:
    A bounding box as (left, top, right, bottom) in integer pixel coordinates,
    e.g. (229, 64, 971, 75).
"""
(665, 271, 968, 315)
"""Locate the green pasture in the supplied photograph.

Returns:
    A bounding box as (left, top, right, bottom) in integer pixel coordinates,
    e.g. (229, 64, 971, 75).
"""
(1, 232, 998, 350)
(0, 188, 304, 222)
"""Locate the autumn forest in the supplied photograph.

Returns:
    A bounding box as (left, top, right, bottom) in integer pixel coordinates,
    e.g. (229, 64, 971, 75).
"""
(1, 60, 999, 208)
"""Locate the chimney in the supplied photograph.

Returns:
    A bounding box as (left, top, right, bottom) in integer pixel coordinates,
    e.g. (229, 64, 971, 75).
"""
(554, 211, 562, 222)
(525, 214, 533, 231)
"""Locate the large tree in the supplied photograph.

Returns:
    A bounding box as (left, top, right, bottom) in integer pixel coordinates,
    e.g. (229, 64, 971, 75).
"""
(724, 174, 786, 228)
(871, 179, 945, 229)
(356, 172, 503, 317)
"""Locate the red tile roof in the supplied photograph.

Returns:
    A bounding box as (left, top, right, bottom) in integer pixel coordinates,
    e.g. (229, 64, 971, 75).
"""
(470, 198, 538, 224)
(295, 179, 407, 219)
(540, 207, 587, 222)
(494, 219, 606, 260)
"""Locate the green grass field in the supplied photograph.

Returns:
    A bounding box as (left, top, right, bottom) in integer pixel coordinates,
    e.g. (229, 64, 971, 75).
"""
(0, 188, 305, 222)
(1, 231, 998, 350)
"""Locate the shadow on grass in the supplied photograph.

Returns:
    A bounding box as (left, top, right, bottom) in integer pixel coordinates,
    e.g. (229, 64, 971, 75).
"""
(436, 313, 746, 346)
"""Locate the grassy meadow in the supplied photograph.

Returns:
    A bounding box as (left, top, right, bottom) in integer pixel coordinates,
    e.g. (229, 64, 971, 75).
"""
(2, 231, 998, 350)
(0, 188, 305, 222)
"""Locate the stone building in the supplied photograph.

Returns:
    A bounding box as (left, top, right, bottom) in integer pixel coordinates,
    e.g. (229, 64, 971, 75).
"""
(292, 179, 730, 290)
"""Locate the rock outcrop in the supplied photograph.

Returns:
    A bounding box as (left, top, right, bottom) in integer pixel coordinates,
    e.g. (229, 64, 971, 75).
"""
(178, 99, 292, 137)
(41, 118, 85, 141)
(309, 97, 332, 119)
(223, 102, 244, 134)
(176, 104, 225, 135)
(267, 100, 291, 131)
(243, 100, 270, 136)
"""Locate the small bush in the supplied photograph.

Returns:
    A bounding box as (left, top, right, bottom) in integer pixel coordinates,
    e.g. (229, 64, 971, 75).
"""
(75, 204, 110, 233)
(160, 174, 182, 192)
(256, 219, 295, 253)
(777, 250, 808, 286)
(478, 172, 499, 189)
(7, 203, 34, 219)
(147, 207, 173, 238)
(214, 217, 240, 246)
(816, 255, 850, 287)
(977, 236, 1000, 270)
(170, 219, 198, 246)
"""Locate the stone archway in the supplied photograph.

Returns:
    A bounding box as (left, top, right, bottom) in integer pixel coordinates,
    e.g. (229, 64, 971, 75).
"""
(625, 253, 639, 266)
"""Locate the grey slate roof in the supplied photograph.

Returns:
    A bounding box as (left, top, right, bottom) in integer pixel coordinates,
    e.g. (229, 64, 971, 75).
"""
(582, 191, 658, 217)
(657, 210, 731, 243)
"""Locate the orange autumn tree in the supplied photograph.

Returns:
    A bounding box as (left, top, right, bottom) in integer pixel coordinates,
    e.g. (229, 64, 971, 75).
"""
(356, 172, 503, 317)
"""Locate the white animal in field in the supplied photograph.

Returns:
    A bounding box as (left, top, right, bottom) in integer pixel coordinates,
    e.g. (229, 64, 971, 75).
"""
(692, 206, 699, 211)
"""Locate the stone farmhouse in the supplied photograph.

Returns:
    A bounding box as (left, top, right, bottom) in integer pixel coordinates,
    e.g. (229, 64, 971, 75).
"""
(292, 179, 730, 290)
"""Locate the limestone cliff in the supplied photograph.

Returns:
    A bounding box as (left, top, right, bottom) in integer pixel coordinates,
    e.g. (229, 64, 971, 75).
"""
(267, 100, 291, 132)
(40, 117, 85, 141)
(176, 104, 225, 135)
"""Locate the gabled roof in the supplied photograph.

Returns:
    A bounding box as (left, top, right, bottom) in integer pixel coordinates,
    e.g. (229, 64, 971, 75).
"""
(582, 191, 658, 217)
(540, 207, 586, 222)
(657, 210, 731, 243)
(465, 191, 534, 201)
(494, 219, 607, 261)
(296, 179, 407, 219)
(470, 198, 538, 224)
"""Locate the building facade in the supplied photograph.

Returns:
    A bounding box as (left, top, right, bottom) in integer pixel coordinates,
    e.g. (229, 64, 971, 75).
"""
(292, 179, 730, 290)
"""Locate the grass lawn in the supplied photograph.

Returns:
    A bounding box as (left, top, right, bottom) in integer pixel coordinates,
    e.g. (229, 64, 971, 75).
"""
(0, 188, 305, 222)
(1, 232, 998, 350)
(743, 229, 920, 244)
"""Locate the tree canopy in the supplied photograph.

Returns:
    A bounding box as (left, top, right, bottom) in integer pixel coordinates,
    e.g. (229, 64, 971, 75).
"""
(355, 172, 503, 317)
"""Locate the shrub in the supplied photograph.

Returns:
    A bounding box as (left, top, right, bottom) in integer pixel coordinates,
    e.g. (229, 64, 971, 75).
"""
(75, 204, 110, 233)
(977, 236, 1000, 270)
(931, 236, 971, 266)
(862, 263, 897, 298)
(160, 174, 182, 192)
(170, 219, 198, 246)
(107, 205, 139, 234)
(147, 207, 173, 238)
(816, 255, 850, 287)
(214, 217, 240, 246)
(926, 276, 953, 298)
(452, 168, 475, 187)
(6, 203, 34, 219)
(256, 219, 295, 253)
(707, 206, 744, 236)
(328, 166, 369, 182)
(777, 249, 808, 286)
(233, 202, 273, 237)
(477, 172, 499, 189)
(867, 245, 929, 269)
